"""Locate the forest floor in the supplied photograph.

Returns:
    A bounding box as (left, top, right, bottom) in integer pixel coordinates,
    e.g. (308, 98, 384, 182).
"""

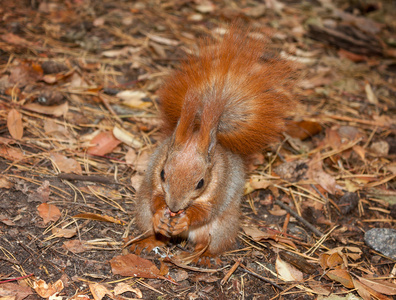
(0, 0, 395, 299)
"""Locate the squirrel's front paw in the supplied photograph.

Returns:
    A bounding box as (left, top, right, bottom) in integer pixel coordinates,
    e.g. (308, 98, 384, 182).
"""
(152, 209, 172, 237)
(169, 213, 189, 236)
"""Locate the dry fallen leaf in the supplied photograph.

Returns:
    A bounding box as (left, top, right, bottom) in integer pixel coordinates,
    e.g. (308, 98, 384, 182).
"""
(0, 282, 33, 300)
(275, 257, 303, 282)
(352, 278, 371, 300)
(89, 283, 112, 300)
(242, 226, 271, 241)
(365, 81, 379, 105)
(113, 282, 142, 298)
(110, 253, 165, 279)
(245, 175, 272, 194)
(43, 119, 70, 137)
(87, 131, 121, 156)
(50, 153, 82, 174)
(326, 252, 344, 269)
(0, 145, 24, 161)
(51, 227, 77, 238)
(0, 214, 16, 226)
(62, 240, 92, 254)
(33, 279, 64, 298)
(37, 203, 61, 224)
(23, 102, 69, 117)
(307, 153, 336, 194)
(286, 120, 322, 140)
(326, 269, 354, 289)
(7, 109, 23, 140)
(358, 276, 396, 296)
(0, 176, 14, 189)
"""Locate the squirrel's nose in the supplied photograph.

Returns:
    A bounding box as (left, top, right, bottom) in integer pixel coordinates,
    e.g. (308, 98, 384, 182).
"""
(166, 198, 185, 214)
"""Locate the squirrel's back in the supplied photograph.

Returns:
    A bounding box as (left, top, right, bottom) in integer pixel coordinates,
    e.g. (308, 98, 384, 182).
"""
(158, 26, 297, 155)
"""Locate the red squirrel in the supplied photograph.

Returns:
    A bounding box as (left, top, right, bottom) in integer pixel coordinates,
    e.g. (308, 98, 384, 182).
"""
(132, 25, 296, 262)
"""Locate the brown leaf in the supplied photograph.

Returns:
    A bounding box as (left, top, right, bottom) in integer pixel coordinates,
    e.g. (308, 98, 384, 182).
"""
(29, 180, 50, 203)
(286, 120, 322, 140)
(33, 279, 64, 298)
(354, 278, 394, 300)
(50, 153, 82, 174)
(318, 253, 330, 270)
(8, 63, 43, 85)
(358, 276, 396, 295)
(0, 282, 33, 300)
(37, 203, 61, 224)
(110, 253, 164, 279)
(87, 131, 121, 156)
(242, 226, 271, 241)
(1, 33, 34, 47)
(353, 278, 373, 300)
(51, 227, 77, 238)
(327, 252, 344, 269)
(308, 281, 331, 296)
(113, 282, 142, 298)
(327, 269, 354, 289)
(352, 145, 366, 161)
(0, 145, 24, 161)
(63, 240, 92, 254)
(275, 257, 303, 282)
(242, 226, 297, 248)
(7, 109, 23, 140)
(324, 128, 342, 150)
(307, 153, 336, 194)
(89, 283, 112, 300)
(0, 176, 14, 189)
(23, 102, 69, 117)
(0, 214, 15, 226)
(246, 175, 272, 193)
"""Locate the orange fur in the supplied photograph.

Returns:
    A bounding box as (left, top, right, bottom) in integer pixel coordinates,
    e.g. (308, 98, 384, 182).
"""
(159, 26, 296, 155)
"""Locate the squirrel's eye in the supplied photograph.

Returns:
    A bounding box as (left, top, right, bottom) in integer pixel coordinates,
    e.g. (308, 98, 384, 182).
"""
(160, 169, 165, 181)
(196, 179, 204, 189)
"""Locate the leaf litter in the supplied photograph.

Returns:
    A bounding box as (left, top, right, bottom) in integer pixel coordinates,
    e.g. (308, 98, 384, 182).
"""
(0, 0, 395, 299)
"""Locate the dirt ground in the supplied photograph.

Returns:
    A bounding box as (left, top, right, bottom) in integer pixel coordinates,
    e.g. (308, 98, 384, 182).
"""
(0, 0, 395, 299)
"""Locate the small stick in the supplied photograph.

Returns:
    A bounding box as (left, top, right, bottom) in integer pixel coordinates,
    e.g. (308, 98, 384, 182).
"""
(57, 173, 119, 184)
(275, 200, 323, 237)
(240, 263, 284, 291)
(221, 259, 241, 285)
(282, 213, 290, 235)
(0, 273, 34, 284)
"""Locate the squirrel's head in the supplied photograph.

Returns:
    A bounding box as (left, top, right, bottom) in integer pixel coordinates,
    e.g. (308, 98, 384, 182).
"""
(159, 132, 216, 213)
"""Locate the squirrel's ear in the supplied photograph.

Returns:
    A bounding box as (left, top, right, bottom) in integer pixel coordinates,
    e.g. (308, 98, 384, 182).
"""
(198, 127, 217, 162)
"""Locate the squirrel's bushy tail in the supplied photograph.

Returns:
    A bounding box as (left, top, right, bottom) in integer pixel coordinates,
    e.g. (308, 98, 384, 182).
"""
(159, 25, 297, 155)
